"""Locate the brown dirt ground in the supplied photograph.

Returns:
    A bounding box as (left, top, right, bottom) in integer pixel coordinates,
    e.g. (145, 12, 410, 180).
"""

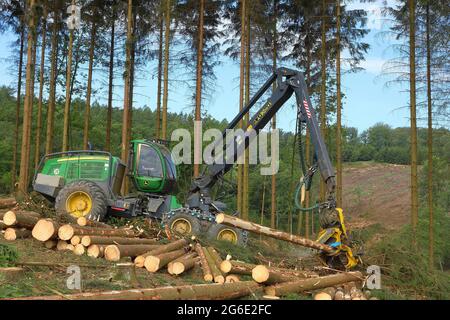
(342, 162, 411, 231)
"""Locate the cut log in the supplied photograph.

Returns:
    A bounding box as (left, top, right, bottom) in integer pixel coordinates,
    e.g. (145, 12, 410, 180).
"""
(3, 211, 40, 229)
(168, 252, 197, 275)
(57, 240, 70, 251)
(316, 287, 336, 300)
(216, 213, 334, 253)
(225, 274, 240, 283)
(134, 239, 188, 268)
(58, 224, 138, 241)
(77, 217, 112, 228)
(264, 271, 363, 297)
(4, 228, 32, 241)
(73, 244, 85, 256)
(66, 244, 75, 251)
(314, 292, 332, 300)
(104, 244, 161, 262)
(81, 235, 157, 247)
(10, 281, 262, 300)
(170, 253, 199, 275)
(70, 236, 81, 246)
(334, 290, 344, 300)
(144, 249, 186, 272)
(207, 247, 223, 269)
(203, 247, 224, 284)
(252, 265, 297, 284)
(87, 245, 106, 258)
(44, 240, 57, 249)
(220, 260, 254, 275)
(0, 198, 17, 209)
(0, 267, 24, 281)
(195, 243, 213, 282)
(32, 219, 60, 242)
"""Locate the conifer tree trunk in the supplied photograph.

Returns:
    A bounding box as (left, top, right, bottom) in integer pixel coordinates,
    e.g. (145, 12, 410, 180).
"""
(161, 0, 171, 140)
(237, 0, 246, 217)
(335, 0, 342, 208)
(304, 40, 312, 239)
(242, 1, 250, 220)
(12, 27, 25, 191)
(121, 0, 133, 194)
(34, 15, 47, 170)
(45, 6, 59, 155)
(408, 0, 418, 248)
(83, 20, 96, 150)
(155, 15, 163, 139)
(425, 3, 433, 267)
(270, 0, 277, 229)
(193, 0, 205, 178)
(319, 0, 327, 203)
(62, 2, 75, 152)
(18, 0, 37, 193)
(105, 16, 115, 152)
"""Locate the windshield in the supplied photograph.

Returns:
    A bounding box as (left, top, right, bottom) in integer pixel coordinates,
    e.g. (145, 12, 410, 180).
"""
(137, 145, 163, 178)
(160, 147, 177, 179)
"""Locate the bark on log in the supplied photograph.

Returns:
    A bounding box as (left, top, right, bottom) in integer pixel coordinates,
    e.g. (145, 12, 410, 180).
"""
(134, 239, 188, 268)
(87, 245, 106, 258)
(216, 213, 334, 253)
(195, 243, 213, 282)
(0, 198, 17, 209)
(168, 252, 197, 275)
(44, 240, 57, 249)
(58, 224, 137, 241)
(0, 267, 24, 281)
(220, 260, 254, 275)
(10, 281, 262, 300)
(73, 244, 85, 256)
(70, 236, 81, 246)
(3, 211, 40, 229)
(169, 253, 198, 275)
(104, 244, 161, 262)
(207, 247, 223, 269)
(32, 219, 60, 241)
(264, 271, 363, 297)
(77, 217, 112, 228)
(81, 235, 157, 247)
(0, 221, 6, 230)
(203, 247, 224, 284)
(251, 265, 297, 284)
(144, 248, 186, 272)
(4, 228, 32, 240)
(225, 274, 240, 283)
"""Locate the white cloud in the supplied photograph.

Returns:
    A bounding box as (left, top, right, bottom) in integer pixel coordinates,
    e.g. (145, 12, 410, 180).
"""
(358, 58, 386, 74)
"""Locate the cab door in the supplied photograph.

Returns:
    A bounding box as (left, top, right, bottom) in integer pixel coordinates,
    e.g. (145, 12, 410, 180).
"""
(132, 143, 165, 193)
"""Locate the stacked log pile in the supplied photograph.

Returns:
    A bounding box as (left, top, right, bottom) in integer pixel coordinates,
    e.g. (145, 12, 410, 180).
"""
(1, 207, 370, 301)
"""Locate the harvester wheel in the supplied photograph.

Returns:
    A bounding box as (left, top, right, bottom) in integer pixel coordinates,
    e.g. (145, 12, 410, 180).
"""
(55, 180, 107, 221)
(167, 212, 201, 237)
(206, 223, 246, 246)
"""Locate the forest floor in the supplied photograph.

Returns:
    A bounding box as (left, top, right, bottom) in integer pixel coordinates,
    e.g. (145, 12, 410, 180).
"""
(0, 162, 414, 299)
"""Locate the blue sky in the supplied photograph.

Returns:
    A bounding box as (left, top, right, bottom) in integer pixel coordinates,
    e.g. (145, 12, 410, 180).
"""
(0, 0, 411, 134)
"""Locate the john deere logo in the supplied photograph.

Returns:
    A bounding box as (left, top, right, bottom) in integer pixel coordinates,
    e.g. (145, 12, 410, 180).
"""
(53, 168, 60, 175)
(144, 181, 149, 185)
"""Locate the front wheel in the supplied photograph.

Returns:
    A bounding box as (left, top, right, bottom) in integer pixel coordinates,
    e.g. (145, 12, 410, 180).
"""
(55, 180, 108, 221)
(166, 212, 202, 237)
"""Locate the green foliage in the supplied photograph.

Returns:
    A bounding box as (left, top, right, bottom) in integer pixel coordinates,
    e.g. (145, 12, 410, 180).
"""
(0, 243, 18, 267)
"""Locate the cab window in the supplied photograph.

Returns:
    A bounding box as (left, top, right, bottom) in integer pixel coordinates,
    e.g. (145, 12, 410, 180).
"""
(137, 145, 163, 177)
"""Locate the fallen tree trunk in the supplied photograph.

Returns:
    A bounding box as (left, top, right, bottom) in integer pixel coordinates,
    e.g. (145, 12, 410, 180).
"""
(104, 244, 161, 262)
(58, 224, 138, 241)
(57, 240, 70, 251)
(207, 247, 223, 269)
(3, 211, 40, 229)
(144, 248, 186, 272)
(77, 217, 112, 228)
(81, 235, 157, 247)
(87, 245, 106, 258)
(169, 252, 198, 275)
(44, 240, 57, 249)
(216, 213, 334, 253)
(252, 265, 297, 284)
(11, 281, 262, 300)
(203, 247, 224, 284)
(32, 219, 60, 241)
(225, 274, 240, 283)
(264, 271, 363, 297)
(195, 243, 213, 282)
(73, 244, 86, 256)
(134, 239, 188, 268)
(220, 260, 254, 275)
(4, 228, 32, 240)
(0, 198, 17, 209)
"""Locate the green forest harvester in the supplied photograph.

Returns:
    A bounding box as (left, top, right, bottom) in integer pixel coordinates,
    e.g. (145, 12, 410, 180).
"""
(33, 68, 360, 269)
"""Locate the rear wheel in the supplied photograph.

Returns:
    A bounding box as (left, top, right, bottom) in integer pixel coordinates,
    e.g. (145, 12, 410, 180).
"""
(55, 180, 107, 221)
(206, 223, 246, 246)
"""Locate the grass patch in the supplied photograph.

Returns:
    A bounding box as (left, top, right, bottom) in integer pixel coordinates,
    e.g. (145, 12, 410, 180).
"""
(0, 243, 18, 267)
